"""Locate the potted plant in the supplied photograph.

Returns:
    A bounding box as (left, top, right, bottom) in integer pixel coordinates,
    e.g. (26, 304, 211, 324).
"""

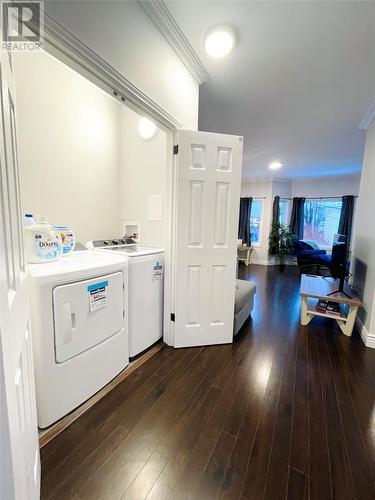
(269, 222, 295, 271)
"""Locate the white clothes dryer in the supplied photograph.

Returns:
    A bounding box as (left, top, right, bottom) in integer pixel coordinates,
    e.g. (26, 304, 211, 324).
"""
(27, 250, 129, 428)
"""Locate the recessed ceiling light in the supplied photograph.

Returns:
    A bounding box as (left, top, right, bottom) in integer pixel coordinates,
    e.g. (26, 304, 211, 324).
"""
(269, 161, 283, 170)
(204, 25, 236, 58)
(138, 117, 157, 140)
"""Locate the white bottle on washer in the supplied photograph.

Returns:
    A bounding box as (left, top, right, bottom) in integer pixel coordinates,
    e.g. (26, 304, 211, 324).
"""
(24, 215, 63, 264)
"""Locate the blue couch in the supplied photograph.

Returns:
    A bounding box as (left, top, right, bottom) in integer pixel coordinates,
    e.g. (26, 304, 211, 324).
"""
(293, 240, 331, 273)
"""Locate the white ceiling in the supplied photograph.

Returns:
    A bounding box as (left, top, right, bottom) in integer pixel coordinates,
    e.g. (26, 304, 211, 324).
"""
(165, 0, 375, 179)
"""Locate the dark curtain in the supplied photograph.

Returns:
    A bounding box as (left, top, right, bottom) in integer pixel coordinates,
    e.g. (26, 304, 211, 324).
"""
(269, 196, 280, 255)
(338, 195, 354, 245)
(272, 196, 280, 225)
(289, 197, 305, 240)
(238, 197, 252, 245)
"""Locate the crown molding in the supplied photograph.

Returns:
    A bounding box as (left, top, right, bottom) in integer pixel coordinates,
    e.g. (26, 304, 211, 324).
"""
(359, 99, 375, 130)
(36, 11, 182, 130)
(139, 0, 210, 84)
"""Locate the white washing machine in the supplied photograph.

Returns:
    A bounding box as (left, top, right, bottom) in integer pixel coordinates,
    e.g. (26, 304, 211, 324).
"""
(87, 238, 164, 359)
(27, 250, 129, 428)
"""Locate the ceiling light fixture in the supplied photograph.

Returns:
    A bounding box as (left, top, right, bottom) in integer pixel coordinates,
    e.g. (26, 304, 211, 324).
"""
(269, 161, 283, 170)
(204, 25, 236, 58)
(138, 117, 157, 140)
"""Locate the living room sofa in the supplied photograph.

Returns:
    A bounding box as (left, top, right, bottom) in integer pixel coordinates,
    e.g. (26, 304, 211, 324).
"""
(234, 279, 256, 335)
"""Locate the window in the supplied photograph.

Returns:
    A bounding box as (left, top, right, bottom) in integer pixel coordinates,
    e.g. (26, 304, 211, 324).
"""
(250, 200, 262, 245)
(279, 199, 290, 226)
(303, 199, 342, 247)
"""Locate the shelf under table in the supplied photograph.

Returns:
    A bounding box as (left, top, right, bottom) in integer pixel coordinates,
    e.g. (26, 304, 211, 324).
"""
(306, 297, 349, 322)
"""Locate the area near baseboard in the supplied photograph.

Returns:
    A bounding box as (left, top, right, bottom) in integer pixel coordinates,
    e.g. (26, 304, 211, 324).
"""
(356, 315, 375, 349)
(249, 259, 298, 267)
(38, 341, 165, 448)
(249, 258, 270, 266)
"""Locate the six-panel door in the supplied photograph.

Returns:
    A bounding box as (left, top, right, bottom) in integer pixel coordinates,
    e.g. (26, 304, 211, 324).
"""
(173, 130, 243, 348)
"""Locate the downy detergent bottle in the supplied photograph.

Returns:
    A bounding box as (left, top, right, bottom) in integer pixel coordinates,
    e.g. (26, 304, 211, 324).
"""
(24, 215, 63, 264)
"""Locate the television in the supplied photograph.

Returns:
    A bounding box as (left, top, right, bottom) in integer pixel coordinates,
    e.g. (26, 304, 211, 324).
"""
(328, 234, 349, 296)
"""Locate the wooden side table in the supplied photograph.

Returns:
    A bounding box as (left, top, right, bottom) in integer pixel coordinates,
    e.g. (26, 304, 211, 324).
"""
(237, 245, 253, 266)
(300, 274, 362, 337)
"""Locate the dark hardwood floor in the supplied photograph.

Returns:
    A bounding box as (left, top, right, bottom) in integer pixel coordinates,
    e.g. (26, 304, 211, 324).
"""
(40, 264, 375, 500)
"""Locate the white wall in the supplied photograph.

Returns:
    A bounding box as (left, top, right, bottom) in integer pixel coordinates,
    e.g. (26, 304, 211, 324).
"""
(273, 179, 292, 200)
(14, 50, 122, 243)
(352, 123, 375, 346)
(119, 108, 168, 248)
(14, 50, 169, 248)
(44, 0, 199, 129)
(292, 175, 360, 198)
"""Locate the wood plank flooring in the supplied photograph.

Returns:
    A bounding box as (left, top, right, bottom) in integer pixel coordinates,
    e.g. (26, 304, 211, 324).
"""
(40, 265, 375, 500)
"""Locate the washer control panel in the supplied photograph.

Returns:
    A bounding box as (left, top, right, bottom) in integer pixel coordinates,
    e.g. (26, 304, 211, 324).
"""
(91, 238, 136, 248)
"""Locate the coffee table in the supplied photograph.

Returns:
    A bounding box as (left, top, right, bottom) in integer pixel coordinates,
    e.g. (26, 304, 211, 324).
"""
(300, 274, 362, 337)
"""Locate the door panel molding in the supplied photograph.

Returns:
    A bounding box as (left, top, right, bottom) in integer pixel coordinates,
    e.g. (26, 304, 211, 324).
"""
(171, 130, 243, 348)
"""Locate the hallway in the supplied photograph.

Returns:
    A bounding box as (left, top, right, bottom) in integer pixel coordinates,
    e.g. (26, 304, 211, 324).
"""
(41, 265, 375, 500)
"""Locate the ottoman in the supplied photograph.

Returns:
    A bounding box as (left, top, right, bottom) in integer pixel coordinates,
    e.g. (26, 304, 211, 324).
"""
(234, 279, 256, 335)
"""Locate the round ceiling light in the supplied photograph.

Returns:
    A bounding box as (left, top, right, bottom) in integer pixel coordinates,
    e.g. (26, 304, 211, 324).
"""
(269, 161, 283, 170)
(138, 117, 157, 140)
(204, 25, 236, 58)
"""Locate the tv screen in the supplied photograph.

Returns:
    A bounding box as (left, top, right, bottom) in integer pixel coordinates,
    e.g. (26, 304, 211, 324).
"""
(330, 234, 348, 280)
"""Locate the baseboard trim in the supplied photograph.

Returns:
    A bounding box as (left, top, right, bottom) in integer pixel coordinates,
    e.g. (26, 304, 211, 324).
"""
(356, 316, 375, 349)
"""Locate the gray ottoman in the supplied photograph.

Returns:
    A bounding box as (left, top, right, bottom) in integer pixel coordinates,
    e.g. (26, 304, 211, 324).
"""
(234, 279, 256, 335)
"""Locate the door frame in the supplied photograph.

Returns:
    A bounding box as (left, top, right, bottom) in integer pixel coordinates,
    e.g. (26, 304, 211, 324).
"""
(0, 338, 15, 498)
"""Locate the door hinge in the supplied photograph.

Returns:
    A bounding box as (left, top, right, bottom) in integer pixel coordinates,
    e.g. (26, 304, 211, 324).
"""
(170, 313, 175, 322)
(173, 144, 179, 155)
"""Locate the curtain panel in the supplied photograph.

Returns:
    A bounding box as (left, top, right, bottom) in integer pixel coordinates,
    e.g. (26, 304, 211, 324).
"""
(272, 195, 280, 225)
(290, 197, 305, 240)
(238, 197, 252, 246)
(269, 196, 280, 255)
(338, 195, 354, 245)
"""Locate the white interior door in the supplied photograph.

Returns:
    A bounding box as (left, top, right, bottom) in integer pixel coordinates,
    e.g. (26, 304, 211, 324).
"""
(0, 40, 40, 500)
(171, 130, 243, 348)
